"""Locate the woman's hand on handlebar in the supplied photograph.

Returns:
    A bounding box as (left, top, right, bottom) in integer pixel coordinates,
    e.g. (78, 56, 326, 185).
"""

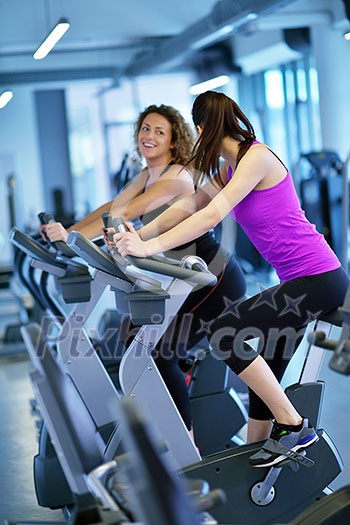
(45, 222, 69, 242)
(113, 223, 148, 258)
(103, 227, 116, 252)
(39, 224, 49, 242)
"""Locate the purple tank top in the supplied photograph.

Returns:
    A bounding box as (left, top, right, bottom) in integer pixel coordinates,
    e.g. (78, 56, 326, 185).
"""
(228, 148, 340, 282)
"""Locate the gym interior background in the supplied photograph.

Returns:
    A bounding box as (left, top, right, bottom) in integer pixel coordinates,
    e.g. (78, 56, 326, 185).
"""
(0, 0, 350, 522)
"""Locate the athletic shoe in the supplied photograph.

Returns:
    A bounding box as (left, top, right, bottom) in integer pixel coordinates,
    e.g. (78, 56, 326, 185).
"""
(249, 418, 319, 468)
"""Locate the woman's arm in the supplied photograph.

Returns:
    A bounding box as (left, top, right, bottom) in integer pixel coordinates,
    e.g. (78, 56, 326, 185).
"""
(115, 148, 270, 257)
(45, 165, 194, 242)
(111, 165, 194, 221)
(44, 171, 148, 242)
(138, 178, 220, 240)
(72, 170, 149, 236)
(44, 200, 115, 242)
(67, 200, 114, 238)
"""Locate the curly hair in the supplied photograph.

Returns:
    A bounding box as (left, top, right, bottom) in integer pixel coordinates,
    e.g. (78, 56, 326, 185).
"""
(133, 104, 195, 166)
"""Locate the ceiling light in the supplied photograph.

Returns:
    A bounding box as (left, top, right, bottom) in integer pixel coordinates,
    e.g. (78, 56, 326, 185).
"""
(0, 91, 14, 109)
(190, 13, 258, 51)
(33, 18, 70, 60)
(189, 75, 230, 96)
(191, 25, 234, 50)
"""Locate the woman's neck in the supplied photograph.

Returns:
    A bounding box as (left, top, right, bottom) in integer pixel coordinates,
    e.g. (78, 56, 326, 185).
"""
(220, 137, 240, 166)
(146, 155, 174, 177)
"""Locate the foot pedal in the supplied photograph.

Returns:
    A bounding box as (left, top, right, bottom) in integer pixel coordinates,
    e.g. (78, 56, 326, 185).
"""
(262, 439, 315, 468)
(278, 451, 306, 470)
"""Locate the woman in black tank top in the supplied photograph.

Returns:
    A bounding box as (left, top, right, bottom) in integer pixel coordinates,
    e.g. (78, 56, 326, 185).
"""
(43, 103, 246, 435)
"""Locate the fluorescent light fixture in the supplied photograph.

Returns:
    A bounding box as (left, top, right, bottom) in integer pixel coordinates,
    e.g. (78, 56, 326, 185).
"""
(191, 12, 258, 51)
(189, 75, 230, 95)
(246, 12, 258, 22)
(344, 30, 350, 40)
(0, 90, 13, 109)
(33, 18, 70, 60)
(191, 25, 234, 50)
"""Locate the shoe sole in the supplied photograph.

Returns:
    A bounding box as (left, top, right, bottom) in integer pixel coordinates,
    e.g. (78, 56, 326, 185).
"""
(250, 433, 319, 468)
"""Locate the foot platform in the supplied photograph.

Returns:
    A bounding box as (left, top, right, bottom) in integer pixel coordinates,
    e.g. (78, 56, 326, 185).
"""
(262, 439, 315, 468)
(250, 440, 315, 507)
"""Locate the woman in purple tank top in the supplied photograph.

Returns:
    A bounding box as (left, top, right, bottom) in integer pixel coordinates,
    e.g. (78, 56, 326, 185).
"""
(114, 91, 349, 468)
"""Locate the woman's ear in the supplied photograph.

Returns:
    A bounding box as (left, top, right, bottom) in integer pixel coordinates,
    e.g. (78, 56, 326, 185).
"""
(196, 125, 203, 135)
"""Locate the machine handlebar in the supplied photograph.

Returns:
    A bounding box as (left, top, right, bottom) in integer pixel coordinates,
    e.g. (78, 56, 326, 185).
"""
(68, 218, 217, 288)
(9, 227, 67, 269)
(38, 212, 77, 258)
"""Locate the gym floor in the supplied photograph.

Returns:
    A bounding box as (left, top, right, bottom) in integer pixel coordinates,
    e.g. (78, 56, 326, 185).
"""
(1, 274, 350, 524)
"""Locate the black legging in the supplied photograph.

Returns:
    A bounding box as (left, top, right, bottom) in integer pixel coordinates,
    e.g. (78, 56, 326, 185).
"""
(153, 255, 246, 429)
(208, 266, 349, 420)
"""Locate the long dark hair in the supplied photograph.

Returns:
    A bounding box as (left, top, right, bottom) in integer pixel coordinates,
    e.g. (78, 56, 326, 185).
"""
(191, 91, 256, 188)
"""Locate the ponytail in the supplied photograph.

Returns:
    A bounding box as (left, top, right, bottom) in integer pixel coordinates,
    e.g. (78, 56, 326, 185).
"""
(190, 91, 256, 188)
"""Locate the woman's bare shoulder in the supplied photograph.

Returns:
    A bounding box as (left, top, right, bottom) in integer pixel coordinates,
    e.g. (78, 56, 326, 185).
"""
(165, 163, 193, 181)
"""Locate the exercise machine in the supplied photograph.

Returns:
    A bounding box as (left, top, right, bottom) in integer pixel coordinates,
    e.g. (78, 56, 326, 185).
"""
(13, 225, 345, 524)
(100, 210, 248, 455)
(10, 226, 207, 509)
(66, 227, 344, 524)
(23, 316, 223, 524)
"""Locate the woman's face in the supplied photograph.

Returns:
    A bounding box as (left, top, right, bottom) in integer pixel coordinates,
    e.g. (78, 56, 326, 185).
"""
(138, 112, 174, 163)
